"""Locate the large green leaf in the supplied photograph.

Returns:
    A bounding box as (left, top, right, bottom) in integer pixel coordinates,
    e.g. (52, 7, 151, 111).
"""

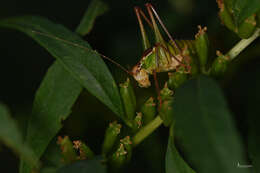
(166, 125, 196, 173)
(76, 0, 108, 36)
(247, 74, 260, 173)
(57, 156, 106, 173)
(20, 4, 109, 172)
(0, 16, 124, 118)
(232, 0, 260, 25)
(173, 75, 249, 173)
(19, 61, 82, 173)
(0, 104, 38, 167)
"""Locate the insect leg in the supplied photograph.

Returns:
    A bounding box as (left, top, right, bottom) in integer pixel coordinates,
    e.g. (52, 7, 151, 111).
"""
(153, 46, 163, 109)
(153, 70, 162, 109)
(134, 7, 151, 50)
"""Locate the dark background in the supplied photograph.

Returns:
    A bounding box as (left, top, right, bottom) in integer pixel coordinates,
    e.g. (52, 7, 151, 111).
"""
(0, 0, 259, 172)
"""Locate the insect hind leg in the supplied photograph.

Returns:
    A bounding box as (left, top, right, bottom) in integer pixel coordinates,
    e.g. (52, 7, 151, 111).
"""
(134, 6, 152, 50)
(145, 3, 181, 53)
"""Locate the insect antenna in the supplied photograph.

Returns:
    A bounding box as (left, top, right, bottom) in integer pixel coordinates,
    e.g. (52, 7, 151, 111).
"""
(30, 30, 132, 75)
(145, 3, 182, 54)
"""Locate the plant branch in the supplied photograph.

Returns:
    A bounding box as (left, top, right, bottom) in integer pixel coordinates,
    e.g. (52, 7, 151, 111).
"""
(132, 115, 163, 147)
(227, 28, 260, 60)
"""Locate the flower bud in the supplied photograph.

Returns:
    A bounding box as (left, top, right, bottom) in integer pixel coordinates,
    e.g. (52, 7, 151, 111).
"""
(73, 140, 94, 160)
(210, 51, 230, 76)
(120, 78, 136, 121)
(102, 121, 121, 155)
(160, 84, 174, 101)
(132, 112, 143, 131)
(141, 97, 156, 125)
(159, 99, 174, 127)
(168, 71, 188, 89)
(195, 26, 209, 70)
(110, 144, 127, 170)
(57, 136, 77, 164)
(159, 85, 174, 126)
(217, 0, 236, 32)
(237, 15, 257, 39)
(120, 136, 132, 162)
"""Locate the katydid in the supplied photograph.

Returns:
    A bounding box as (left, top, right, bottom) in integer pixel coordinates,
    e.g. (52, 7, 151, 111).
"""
(30, 3, 196, 97)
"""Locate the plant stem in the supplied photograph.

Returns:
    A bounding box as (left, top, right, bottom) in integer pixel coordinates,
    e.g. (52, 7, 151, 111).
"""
(227, 28, 260, 60)
(132, 115, 163, 147)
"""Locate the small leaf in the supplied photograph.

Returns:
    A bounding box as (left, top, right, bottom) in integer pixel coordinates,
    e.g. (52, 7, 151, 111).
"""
(57, 156, 106, 173)
(232, 0, 260, 26)
(173, 75, 249, 173)
(76, 0, 108, 36)
(19, 62, 82, 173)
(166, 125, 196, 173)
(0, 104, 38, 167)
(0, 16, 124, 118)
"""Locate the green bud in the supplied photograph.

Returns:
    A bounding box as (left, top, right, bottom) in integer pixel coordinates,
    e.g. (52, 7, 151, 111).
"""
(57, 136, 77, 164)
(73, 140, 94, 160)
(210, 51, 230, 76)
(237, 15, 256, 39)
(102, 121, 121, 155)
(141, 97, 156, 125)
(168, 71, 187, 89)
(132, 112, 143, 130)
(159, 99, 174, 127)
(217, 0, 236, 32)
(160, 85, 174, 101)
(120, 78, 136, 121)
(158, 85, 174, 126)
(110, 144, 127, 170)
(120, 136, 132, 162)
(195, 25, 209, 70)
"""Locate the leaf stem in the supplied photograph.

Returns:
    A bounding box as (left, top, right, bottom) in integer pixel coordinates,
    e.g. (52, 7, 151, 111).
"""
(132, 115, 163, 147)
(227, 28, 260, 60)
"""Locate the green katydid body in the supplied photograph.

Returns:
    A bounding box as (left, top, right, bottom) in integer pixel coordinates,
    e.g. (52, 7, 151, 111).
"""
(131, 4, 200, 88)
(131, 40, 196, 87)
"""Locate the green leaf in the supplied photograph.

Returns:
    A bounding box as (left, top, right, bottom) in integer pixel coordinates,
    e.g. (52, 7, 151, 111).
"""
(57, 156, 106, 173)
(232, 0, 260, 26)
(0, 104, 38, 167)
(173, 75, 249, 173)
(166, 125, 196, 173)
(18, 6, 110, 172)
(247, 75, 260, 173)
(19, 61, 82, 173)
(76, 0, 108, 36)
(0, 16, 124, 118)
